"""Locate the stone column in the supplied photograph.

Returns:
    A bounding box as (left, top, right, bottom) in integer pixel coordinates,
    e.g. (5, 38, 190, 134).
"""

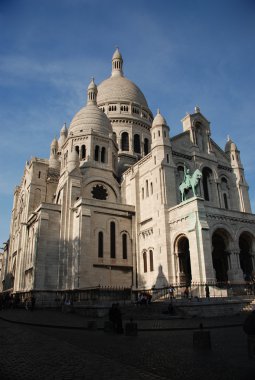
(227, 250, 244, 282)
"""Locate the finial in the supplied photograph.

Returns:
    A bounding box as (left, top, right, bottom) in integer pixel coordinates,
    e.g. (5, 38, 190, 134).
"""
(157, 108, 160, 114)
(195, 106, 200, 113)
(227, 135, 230, 142)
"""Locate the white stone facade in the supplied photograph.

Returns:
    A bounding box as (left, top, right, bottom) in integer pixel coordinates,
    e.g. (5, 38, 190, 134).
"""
(1, 49, 255, 294)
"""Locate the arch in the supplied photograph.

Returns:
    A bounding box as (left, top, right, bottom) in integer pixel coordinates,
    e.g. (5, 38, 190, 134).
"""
(144, 138, 149, 155)
(175, 235, 191, 285)
(122, 233, 127, 259)
(121, 132, 129, 151)
(94, 145, 99, 161)
(220, 177, 230, 209)
(212, 229, 231, 282)
(239, 232, 254, 281)
(75, 146, 79, 156)
(149, 250, 154, 271)
(98, 231, 104, 258)
(202, 167, 213, 201)
(134, 134, 141, 154)
(81, 145, 86, 160)
(101, 147, 106, 163)
(143, 251, 147, 273)
(110, 221, 116, 258)
(195, 123, 205, 151)
(85, 179, 118, 200)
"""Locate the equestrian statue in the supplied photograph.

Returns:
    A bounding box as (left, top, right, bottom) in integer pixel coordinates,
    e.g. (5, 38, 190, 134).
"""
(179, 165, 202, 202)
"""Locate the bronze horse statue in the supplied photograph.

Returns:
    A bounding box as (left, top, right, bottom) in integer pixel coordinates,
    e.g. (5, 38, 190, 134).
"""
(179, 169, 202, 202)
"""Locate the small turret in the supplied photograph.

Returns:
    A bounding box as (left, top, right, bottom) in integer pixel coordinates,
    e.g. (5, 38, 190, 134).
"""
(67, 148, 79, 173)
(58, 123, 68, 150)
(225, 136, 251, 212)
(151, 109, 171, 150)
(49, 137, 60, 169)
(87, 77, 98, 105)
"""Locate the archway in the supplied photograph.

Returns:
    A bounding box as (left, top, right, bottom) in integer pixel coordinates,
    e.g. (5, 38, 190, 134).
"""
(212, 230, 230, 282)
(176, 236, 191, 285)
(239, 232, 253, 281)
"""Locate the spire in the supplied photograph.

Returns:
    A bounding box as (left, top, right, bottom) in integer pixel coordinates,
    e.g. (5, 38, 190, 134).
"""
(87, 77, 97, 105)
(49, 137, 60, 169)
(60, 123, 68, 136)
(111, 47, 123, 77)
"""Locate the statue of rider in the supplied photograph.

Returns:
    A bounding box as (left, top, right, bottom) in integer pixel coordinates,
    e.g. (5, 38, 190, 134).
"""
(183, 164, 191, 188)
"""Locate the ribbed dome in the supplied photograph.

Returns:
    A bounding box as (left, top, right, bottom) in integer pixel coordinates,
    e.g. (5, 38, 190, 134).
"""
(97, 76, 148, 108)
(69, 79, 112, 137)
(152, 109, 167, 127)
(69, 104, 112, 136)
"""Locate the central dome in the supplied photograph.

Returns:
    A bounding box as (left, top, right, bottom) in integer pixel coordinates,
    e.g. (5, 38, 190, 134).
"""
(97, 48, 149, 109)
(97, 76, 148, 108)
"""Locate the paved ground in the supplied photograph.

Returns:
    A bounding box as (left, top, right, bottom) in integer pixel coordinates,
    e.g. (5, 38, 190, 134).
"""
(0, 308, 254, 380)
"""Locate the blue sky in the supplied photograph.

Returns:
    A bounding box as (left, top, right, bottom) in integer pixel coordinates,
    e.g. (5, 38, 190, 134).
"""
(0, 0, 255, 245)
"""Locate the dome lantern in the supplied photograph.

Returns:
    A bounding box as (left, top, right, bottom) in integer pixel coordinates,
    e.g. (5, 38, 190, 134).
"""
(87, 77, 98, 105)
(111, 47, 123, 77)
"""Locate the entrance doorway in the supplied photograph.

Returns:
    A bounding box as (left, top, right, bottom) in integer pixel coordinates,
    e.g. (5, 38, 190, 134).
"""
(239, 232, 253, 281)
(176, 236, 192, 285)
(212, 231, 229, 282)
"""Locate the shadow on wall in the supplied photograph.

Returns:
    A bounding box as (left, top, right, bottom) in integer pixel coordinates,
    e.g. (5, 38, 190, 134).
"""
(137, 265, 168, 290)
(153, 265, 168, 289)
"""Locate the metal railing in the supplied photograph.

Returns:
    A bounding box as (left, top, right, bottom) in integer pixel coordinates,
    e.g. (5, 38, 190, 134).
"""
(0, 282, 254, 309)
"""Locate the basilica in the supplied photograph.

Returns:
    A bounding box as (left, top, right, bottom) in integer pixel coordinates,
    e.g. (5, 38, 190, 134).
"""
(1, 49, 255, 295)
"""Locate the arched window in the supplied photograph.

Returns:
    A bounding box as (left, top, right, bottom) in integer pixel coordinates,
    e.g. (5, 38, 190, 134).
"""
(166, 154, 169, 163)
(75, 146, 79, 155)
(122, 233, 127, 259)
(121, 132, 129, 151)
(143, 252, 147, 273)
(221, 178, 229, 209)
(134, 134, 141, 153)
(150, 182, 153, 195)
(110, 222, 116, 258)
(38, 171, 41, 179)
(81, 145, 86, 160)
(146, 180, 149, 197)
(144, 138, 149, 155)
(223, 193, 228, 209)
(202, 167, 212, 201)
(94, 145, 99, 161)
(101, 147, 106, 163)
(98, 232, 103, 258)
(149, 250, 154, 271)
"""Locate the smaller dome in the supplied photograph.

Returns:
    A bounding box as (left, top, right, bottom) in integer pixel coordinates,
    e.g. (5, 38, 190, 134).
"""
(152, 109, 167, 127)
(51, 137, 58, 147)
(69, 79, 112, 137)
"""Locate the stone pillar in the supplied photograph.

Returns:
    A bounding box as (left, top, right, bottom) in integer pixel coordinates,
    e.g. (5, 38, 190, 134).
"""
(228, 250, 244, 282)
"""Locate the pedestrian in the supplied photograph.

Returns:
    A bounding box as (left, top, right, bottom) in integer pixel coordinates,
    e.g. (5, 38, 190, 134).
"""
(168, 286, 174, 300)
(205, 284, 210, 298)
